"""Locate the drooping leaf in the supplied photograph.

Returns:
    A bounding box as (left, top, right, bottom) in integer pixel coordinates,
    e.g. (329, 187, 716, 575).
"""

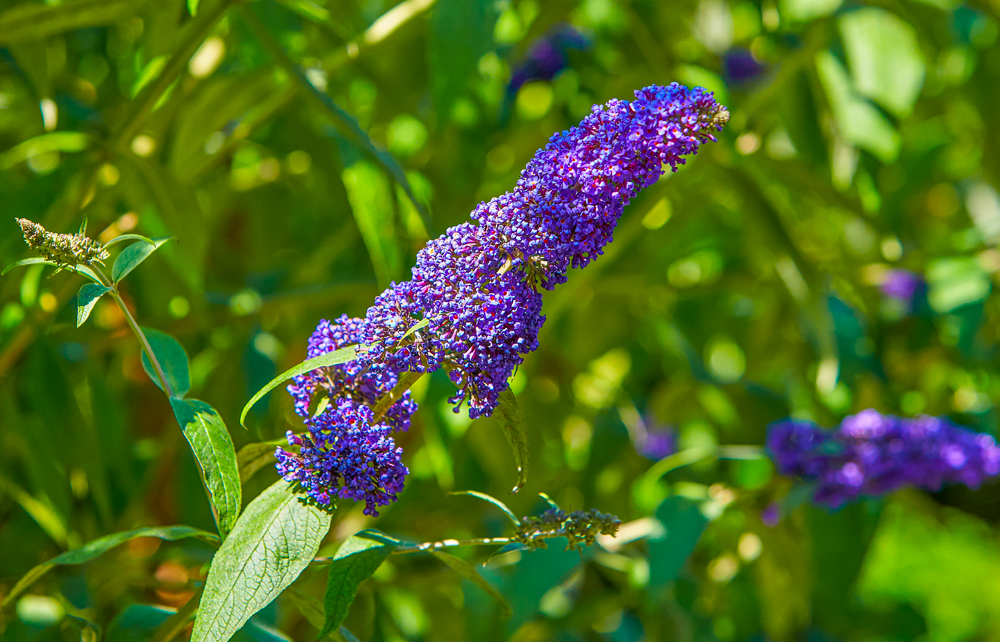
(0, 0, 150, 46)
(140, 327, 191, 398)
(319, 531, 398, 640)
(495, 388, 529, 492)
(192, 480, 331, 642)
(450, 490, 520, 526)
(647, 496, 709, 586)
(240, 345, 358, 426)
(111, 237, 171, 283)
(103, 233, 157, 248)
(170, 398, 242, 535)
(0, 132, 89, 170)
(2, 526, 218, 609)
(430, 550, 511, 618)
(1, 257, 101, 283)
(237, 436, 290, 483)
(76, 283, 110, 327)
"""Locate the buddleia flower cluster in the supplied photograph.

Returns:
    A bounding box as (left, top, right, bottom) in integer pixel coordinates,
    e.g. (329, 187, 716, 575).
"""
(279, 83, 728, 514)
(16, 218, 109, 268)
(513, 508, 622, 551)
(767, 409, 1000, 508)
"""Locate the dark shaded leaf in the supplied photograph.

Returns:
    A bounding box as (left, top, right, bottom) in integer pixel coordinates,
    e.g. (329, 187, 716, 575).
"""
(319, 531, 397, 640)
(495, 389, 529, 492)
(76, 283, 110, 327)
(430, 550, 511, 618)
(647, 496, 708, 586)
(0, 0, 150, 46)
(237, 437, 289, 484)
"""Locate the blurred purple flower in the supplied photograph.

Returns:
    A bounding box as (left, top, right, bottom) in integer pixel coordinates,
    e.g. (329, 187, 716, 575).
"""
(767, 409, 1000, 509)
(508, 24, 590, 96)
(634, 419, 678, 460)
(722, 48, 765, 86)
(880, 269, 923, 310)
(761, 502, 780, 527)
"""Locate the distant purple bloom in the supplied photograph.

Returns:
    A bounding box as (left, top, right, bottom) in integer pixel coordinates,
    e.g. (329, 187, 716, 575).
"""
(761, 502, 780, 528)
(633, 417, 677, 460)
(767, 409, 1000, 508)
(509, 24, 590, 96)
(880, 269, 923, 312)
(284, 84, 728, 511)
(722, 48, 765, 85)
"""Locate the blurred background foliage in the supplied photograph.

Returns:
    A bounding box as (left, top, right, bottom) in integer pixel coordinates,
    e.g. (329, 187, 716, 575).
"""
(2, 0, 1000, 639)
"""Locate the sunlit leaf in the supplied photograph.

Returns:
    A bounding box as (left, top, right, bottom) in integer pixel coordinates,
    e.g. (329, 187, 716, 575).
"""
(170, 398, 242, 536)
(240, 345, 357, 426)
(450, 490, 519, 525)
(192, 480, 331, 642)
(0, 132, 89, 170)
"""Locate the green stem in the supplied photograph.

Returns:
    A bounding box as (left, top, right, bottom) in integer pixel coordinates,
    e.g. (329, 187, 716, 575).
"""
(93, 270, 175, 398)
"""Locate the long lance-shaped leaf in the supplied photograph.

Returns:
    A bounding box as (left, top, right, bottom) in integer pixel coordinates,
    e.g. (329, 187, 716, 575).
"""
(0, 132, 89, 170)
(429, 550, 511, 618)
(2, 526, 218, 609)
(140, 327, 191, 398)
(111, 237, 172, 283)
(240, 345, 358, 427)
(170, 399, 242, 536)
(319, 531, 398, 640)
(192, 480, 331, 642)
(2, 257, 102, 283)
(450, 490, 520, 526)
(238, 5, 431, 233)
(0, 0, 150, 46)
(495, 389, 529, 493)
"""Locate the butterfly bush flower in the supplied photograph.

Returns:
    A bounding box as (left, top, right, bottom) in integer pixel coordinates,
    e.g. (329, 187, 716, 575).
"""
(767, 409, 1000, 508)
(880, 268, 923, 313)
(281, 84, 728, 513)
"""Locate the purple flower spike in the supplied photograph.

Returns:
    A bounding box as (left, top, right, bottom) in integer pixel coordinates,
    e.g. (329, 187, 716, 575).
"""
(284, 84, 727, 511)
(767, 409, 1000, 509)
(880, 269, 923, 311)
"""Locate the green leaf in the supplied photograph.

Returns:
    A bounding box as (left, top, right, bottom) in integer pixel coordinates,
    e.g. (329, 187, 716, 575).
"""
(192, 479, 331, 642)
(779, 0, 841, 22)
(285, 591, 361, 641)
(450, 490, 519, 526)
(2, 526, 218, 609)
(141, 327, 191, 398)
(429, 550, 511, 618)
(0, 0, 150, 46)
(1, 257, 101, 283)
(239, 6, 431, 232)
(188, 0, 200, 16)
(103, 233, 156, 248)
(240, 345, 358, 426)
(170, 398, 242, 536)
(428, 0, 496, 114)
(237, 436, 289, 484)
(106, 605, 176, 642)
(111, 237, 171, 283)
(647, 496, 709, 586)
(319, 532, 397, 640)
(77, 283, 110, 327)
(495, 388, 529, 493)
(0, 132, 89, 170)
(342, 160, 401, 288)
(839, 8, 925, 118)
(273, 0, 329, 22)
(401, 317, 430, 340)
(815, 51, 900, 162)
